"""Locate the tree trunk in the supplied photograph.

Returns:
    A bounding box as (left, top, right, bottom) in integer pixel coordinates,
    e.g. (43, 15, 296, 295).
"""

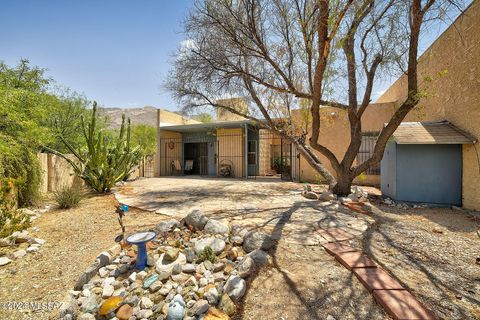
(331, 171, 353, 196)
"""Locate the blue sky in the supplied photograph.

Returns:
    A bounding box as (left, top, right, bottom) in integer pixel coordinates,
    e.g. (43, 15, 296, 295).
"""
(0, 0, 466, 111)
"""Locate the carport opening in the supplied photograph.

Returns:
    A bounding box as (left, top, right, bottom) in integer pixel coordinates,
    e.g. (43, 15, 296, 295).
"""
(184, 142, 208, 175)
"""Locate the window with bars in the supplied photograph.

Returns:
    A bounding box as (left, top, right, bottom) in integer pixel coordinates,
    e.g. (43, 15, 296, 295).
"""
(357, 132, 380, 175)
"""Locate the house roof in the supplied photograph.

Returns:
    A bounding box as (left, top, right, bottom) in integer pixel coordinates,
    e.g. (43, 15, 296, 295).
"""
(160, 119, 256, 133)
(391, 121, 476, 145)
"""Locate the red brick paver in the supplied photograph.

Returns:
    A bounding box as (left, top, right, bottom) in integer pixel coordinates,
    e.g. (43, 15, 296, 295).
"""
(373, 289, 436, 320)
(318, 227, 354, 242)
(322, 242, 357, 256)
(353, 268, 404, 292)
(335, 251, 377, 270)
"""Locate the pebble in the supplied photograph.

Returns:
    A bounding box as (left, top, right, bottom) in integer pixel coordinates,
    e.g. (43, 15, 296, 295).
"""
(12, 249, 27, 259)
(140, 296, 153, 309)
(223, 276, 246, 301)
(102, 284, 114, 298)
(128, 272, 137, 282)
(189, 299, 209, 316)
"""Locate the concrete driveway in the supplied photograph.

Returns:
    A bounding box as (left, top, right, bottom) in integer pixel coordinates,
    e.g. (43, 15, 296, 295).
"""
(114, 177, 371, 246)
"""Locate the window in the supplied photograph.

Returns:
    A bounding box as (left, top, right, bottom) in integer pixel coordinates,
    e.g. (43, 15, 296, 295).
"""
(248, 140, 257, 165)
(357, 132, 380, 175)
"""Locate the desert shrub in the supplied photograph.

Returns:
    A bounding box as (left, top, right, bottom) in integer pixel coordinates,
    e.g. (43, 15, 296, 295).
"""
(196, 246, 216, 263)
(0, 207, 31, 238)
(48, 102, 142, 193)
(53, 185, 84, 209)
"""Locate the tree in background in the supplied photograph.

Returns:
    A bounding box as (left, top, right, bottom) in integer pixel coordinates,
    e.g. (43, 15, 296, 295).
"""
(192, 112, 214, 123)
(168, 0, 464, 195)
(130, 124, 157, 156)
(0, 59, 94, 205)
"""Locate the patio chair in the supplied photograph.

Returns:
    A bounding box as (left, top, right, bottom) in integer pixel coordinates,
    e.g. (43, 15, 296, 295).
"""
(171, 160, 182, 175)
(184, 160, 194, 174)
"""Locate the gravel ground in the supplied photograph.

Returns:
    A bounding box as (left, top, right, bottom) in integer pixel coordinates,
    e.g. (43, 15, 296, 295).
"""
(356, 200, 480, 320)
(0, 194, 168, 320)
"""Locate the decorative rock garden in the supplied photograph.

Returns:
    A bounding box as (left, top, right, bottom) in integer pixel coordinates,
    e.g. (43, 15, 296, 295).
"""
(58, 209, 273, 320)
(0, 229, 46, 266)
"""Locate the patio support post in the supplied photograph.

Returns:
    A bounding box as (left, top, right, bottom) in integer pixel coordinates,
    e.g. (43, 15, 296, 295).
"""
(155, 109, 161, 177)
(244, 124, 248, 179)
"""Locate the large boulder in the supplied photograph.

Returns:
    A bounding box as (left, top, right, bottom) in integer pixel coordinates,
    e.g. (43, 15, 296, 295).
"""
(204, 219, 229, 235)
(246, 249, 269, 267)
(184, 210, 209, 231)
(243, 232, 274, 253)
(195, 238, 226, 255)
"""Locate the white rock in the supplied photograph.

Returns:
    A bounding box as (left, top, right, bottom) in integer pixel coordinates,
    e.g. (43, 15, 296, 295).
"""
(13, 249, 27, 259)
(103, 277, 115, 286)
(194, 238, 226, 255)
(203, 219, 229, 235)
(98, 267, 109, 278)
(0, 257, 12, 266)
(128, 272, 137, 282)
(102, 284, 114, 298)
(140, 296, 153, 309)
(26, 245, 39, 253)
(156, 253, 187, 274)
(223, 276, 246, 301)
(137, 270, 147, 280)
(31, 238, 46, 245)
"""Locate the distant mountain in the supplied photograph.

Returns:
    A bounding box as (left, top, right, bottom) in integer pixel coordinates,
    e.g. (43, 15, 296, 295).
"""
(99, 106, 178, 129)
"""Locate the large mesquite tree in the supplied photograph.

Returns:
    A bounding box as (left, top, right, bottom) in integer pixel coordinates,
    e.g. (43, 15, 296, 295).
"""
(168, 0, 463, 195)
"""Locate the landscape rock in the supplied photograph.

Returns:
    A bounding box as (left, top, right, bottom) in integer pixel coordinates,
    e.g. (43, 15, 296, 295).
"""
(184, 210, 209, 231)
(246, 250, 269, 266)
(243, 232, 274, 253)
(12, 249, 27, 259)
(156, 219, 181, 233)
(302, 191, 318, 200)
(204, 308, 230, 320)
(156, 253, 187, 273)
(318, 192, 336, 201)
(204, 287, 219, 305)
(204, 219, 229, 235)
(13, 231, 30, 243)
(218, 294, 236, 316)
(167, 294, 186, 320)
(189, 299, 209, 316)
(116, 304, 133, 320)
(140, 296, 154, 309)
(338, 197, 353, 204)
(236, 256, 255, 278)
(223, 276, 246, 302)
(195, 238, 226, 255)
(0, 256, 12, 266)
(102, 284, 114, 298)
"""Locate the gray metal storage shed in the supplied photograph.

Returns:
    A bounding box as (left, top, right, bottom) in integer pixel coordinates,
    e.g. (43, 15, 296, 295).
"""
(381, 121, 476, 205)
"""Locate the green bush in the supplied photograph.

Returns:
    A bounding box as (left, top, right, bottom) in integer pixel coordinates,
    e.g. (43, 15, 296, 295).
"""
(0, 207, 31, 238)
(53, 185, 84, 209)
(196, 246, 216, 263)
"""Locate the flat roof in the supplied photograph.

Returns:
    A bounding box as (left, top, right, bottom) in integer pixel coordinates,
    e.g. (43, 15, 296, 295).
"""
(391, 121, 476, 145)
(160, 119, 256, 133)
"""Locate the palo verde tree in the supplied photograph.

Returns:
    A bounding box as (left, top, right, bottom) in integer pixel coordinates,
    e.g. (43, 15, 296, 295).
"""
(168, 0, 464, 195)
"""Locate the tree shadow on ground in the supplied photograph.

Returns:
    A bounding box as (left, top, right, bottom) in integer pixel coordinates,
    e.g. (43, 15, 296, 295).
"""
(235, 201, 384, 320)
(361, 206, 480, 319)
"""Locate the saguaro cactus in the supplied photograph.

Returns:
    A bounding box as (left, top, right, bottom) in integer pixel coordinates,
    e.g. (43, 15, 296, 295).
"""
(48, 102, 141, 192)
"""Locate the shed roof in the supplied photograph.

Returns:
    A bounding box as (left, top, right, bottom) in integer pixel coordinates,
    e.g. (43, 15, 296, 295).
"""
(391, 121, 476, 145)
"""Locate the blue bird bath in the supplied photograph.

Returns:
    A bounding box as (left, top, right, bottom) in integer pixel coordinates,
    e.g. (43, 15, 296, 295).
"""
(126, 231, 156, 270)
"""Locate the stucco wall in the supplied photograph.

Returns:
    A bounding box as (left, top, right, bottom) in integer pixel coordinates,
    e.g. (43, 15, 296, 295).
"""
(295, 102, 420, 185)
(376, 1, 480, 209)
(37, 153, 84, 193)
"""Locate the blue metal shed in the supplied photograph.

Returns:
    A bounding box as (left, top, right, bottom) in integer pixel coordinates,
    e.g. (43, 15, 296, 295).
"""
(381, 121, 476, 206)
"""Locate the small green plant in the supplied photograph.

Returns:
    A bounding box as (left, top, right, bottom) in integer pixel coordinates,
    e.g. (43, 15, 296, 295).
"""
(53, 185, 84, 209)
(196, 246, 216, 263)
